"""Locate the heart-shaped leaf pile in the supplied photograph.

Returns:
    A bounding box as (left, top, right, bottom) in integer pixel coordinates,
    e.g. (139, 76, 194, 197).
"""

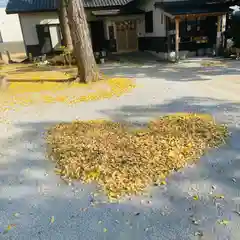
(46, 114, 228, 199)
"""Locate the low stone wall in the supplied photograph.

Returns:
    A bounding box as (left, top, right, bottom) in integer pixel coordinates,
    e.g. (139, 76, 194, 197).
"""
(0, 41, 26, 63)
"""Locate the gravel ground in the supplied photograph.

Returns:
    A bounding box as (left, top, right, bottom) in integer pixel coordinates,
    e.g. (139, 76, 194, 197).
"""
(1, 58, 240, 239)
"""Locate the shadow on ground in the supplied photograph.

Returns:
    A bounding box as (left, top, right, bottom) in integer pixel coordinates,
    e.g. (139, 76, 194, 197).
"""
(101, 57, 240, 82)
(1, 97, 240, 239)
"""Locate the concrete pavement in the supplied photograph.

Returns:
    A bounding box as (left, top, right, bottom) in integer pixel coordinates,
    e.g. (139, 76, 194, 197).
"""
(1, 58, 240, 239)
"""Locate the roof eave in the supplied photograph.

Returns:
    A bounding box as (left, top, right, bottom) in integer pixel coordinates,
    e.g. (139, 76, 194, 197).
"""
(6, 0, 136, 14)
(6, 9, 57, 14)
(85, 5, 125, 10)
(6, 6, 127, 14)
(174, 11, 228, 18)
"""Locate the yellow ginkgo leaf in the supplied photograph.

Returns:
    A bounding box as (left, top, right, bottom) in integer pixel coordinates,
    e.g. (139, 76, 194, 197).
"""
(214, 195, 224, 199)
(217, 219, 229, 225)
(160, 180, 167, 185)
(7, 225, 12, 231)
(193, 195, 199, 200)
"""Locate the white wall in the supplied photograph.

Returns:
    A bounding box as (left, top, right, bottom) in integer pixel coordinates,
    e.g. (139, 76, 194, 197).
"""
(49, 25, 61, 49)
(138, 0, 166, 38)
(0, 8, 25, 53)
(137, 0, 188, 38)
(19, 12, 59, 46)
(0, 8, 23, 42)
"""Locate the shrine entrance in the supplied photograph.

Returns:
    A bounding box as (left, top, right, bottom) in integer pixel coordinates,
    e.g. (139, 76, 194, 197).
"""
(115, 20, 138, 52)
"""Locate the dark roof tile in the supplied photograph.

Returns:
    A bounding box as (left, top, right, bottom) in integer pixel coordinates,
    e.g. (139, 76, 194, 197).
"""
(6, 0, 135, 14)
(83, 0, 133, 8)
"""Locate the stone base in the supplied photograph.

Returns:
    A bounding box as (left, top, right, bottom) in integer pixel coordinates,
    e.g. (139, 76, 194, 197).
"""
(148, 50, 197, 62)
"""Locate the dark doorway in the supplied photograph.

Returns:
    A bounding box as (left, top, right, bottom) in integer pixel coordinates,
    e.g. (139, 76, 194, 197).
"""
(36, 24, 53, 55)
(89, 21, 105, 52)
(205, 16, 218, 46)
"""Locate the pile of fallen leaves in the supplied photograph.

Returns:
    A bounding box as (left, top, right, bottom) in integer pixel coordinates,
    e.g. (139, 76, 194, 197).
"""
(201, 60, 226, 67)
(46, 114, 228, 199)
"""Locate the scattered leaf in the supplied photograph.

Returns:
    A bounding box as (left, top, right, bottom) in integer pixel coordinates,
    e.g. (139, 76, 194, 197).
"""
(103, 228, 108, 232)
(192, 219, 200, 225)
(160, 180, 167, 185)
(7, 225, 12, 230)
(3, 224, 16, 234)
(54, 168, 61, 175)
(194, 230, 203, 237)
(217, 219, 229, 225)
(214, 195, 224, 199)
(13, 213, 20, 217)
(50, 216, 55, 224)
(193, 195, 199, 201)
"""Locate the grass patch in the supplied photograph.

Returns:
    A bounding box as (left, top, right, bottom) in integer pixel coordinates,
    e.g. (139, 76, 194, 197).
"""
(46, 113, 228, 200)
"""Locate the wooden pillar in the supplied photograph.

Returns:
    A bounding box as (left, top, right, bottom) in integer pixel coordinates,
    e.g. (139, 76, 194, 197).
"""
(166, 16, 171, 58)
(223, 13, 229, 49)
(221, 14, 227, 49)
(175, 17, 180, 61)
(216, 15, 222, 56)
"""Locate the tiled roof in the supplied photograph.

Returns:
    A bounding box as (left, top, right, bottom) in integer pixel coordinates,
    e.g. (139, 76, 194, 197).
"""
(6, 0, 135, 14)
(6, 0, 58, 13)
(83, 0, 134, 8)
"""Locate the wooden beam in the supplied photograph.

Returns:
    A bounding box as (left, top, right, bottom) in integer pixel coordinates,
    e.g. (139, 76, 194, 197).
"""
(166, 16, 171, 54)
(163, 11, 175, 20)
(175, 12, 227, 19)
(175, 17, 180, 62)
(221, 14, 227, 49)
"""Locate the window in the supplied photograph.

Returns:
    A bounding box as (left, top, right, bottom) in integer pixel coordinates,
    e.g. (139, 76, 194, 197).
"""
(145, 11, 153, 33)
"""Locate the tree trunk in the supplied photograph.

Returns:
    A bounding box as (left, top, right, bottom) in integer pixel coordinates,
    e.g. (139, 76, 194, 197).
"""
(67, 0, 100, 83)
(59, 0, 73, 50)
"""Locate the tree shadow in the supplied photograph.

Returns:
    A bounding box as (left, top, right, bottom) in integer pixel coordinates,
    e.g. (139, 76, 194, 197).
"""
(98, 96, 240, 238)
(101, 57, 240, 82)
(0, 120, 180, 239)
(12, 65, 76, 73)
